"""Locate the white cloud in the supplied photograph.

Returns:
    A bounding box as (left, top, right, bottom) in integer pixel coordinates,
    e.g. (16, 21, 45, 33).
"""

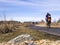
(10, 17, 42, 22)
(0, 0, 60, 8)
(0, 0, 60, 21)
(0, 0, 60, 12)
(0, 0, 37, 6)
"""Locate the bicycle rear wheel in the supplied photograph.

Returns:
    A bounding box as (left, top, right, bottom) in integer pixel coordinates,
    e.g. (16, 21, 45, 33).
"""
(47, 21, 51, 28)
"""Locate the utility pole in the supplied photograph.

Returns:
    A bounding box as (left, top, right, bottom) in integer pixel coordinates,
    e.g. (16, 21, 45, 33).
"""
(3, 11, 6, 21)
(2, 11, 7, 33)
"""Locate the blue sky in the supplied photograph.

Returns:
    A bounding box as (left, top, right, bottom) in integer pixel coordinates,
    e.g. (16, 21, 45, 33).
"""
(0, 0, 60, 22)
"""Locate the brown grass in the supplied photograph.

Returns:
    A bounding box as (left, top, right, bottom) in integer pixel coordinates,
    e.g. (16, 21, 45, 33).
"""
(0, 21, 60, 42)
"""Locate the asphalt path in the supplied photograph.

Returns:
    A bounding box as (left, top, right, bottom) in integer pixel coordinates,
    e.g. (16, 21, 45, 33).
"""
(26, 25, 60, 36)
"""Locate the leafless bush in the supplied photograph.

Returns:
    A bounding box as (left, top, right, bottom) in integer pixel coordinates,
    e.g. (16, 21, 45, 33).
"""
(0, 23, 14, 33)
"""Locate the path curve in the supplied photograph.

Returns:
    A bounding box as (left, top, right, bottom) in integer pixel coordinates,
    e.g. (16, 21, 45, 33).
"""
(26, 25, 60, 36)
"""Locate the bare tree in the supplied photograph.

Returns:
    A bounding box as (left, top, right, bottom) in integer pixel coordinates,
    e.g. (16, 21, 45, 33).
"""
(40, 20, 45, 23)
(57, 19, 60, 23)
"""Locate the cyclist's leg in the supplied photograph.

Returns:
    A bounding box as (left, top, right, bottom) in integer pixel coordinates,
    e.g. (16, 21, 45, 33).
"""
(46, 20, 48, 27)
(48, 21, 51, 28)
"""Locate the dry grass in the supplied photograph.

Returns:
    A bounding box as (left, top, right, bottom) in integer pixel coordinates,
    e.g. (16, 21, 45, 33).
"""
(0, 21, 60, 42)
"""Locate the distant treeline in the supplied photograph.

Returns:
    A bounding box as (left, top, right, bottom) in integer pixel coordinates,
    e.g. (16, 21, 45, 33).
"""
(0, 18, 60, 24)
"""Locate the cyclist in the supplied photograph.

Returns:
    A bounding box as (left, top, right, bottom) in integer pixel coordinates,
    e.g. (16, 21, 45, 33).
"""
(45, 13, 51, 28)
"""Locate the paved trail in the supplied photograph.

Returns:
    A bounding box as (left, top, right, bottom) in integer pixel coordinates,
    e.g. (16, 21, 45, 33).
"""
(27, 25, 60, 36)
